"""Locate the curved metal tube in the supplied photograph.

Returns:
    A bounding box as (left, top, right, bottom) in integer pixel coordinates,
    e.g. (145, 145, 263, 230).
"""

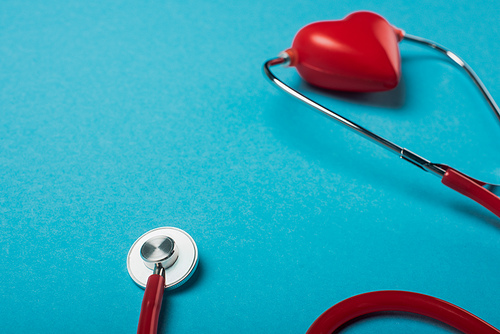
(263, 56, 447, 178)
(263, 33, 500, 217)
(403, 34, 500, 123)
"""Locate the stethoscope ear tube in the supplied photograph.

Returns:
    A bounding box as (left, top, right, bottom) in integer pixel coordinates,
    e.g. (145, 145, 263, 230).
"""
(306, 291, 500, 334)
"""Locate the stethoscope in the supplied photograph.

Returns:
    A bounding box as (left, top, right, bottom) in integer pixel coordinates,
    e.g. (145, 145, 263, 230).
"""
(127, 11, 500, 334)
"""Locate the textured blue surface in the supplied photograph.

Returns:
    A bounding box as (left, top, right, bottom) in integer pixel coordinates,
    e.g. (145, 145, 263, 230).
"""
(1, 1, 500, 333)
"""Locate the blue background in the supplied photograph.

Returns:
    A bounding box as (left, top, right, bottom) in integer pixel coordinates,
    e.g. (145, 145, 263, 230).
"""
(1, 0, 500, 333)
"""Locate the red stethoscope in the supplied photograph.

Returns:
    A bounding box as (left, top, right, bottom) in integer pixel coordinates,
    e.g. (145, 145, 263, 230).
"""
(128, 11, 500, 334)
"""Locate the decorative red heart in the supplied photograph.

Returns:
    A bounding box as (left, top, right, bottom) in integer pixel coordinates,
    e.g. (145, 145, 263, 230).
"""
(284, 11, 404, 92)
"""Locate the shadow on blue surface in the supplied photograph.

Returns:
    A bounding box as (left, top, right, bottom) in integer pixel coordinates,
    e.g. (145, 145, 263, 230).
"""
(298, 75, 407, 110)
(157, 261, 204, 333)
(448, 201, 500, 228)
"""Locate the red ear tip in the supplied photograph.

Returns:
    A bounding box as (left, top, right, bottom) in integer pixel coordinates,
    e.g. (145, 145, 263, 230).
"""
(283, 48, 298, 67)
(394, 27, 405, 42)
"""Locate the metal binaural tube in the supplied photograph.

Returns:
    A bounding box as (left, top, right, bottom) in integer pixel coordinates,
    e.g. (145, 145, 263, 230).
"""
(403, 34, 500, 124)
(263, 56, 447, 178)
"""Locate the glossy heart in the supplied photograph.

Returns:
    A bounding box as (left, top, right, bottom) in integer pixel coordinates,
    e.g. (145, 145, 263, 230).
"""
(285, 11, 404, 92)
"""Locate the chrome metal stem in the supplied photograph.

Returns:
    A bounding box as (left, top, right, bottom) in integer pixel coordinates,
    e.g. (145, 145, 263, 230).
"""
(153, 263, 166, 278)
(403, 34, 500, 124)
(263, 57, 447, 178)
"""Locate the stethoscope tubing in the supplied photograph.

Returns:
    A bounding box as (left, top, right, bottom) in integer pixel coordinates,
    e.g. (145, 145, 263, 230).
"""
(403, 34, 500, 124)
(306, 290, 500, 334)
(137, 273, 165, 334)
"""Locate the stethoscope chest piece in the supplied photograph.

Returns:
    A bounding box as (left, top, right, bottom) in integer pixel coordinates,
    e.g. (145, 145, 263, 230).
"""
(127, 227, 198, 289)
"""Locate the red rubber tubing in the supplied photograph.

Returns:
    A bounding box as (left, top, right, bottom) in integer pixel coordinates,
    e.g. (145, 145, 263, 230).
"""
(137, 274, 165, 334)
(441, 167, 500, 218)
(306, 290, 500, 334)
